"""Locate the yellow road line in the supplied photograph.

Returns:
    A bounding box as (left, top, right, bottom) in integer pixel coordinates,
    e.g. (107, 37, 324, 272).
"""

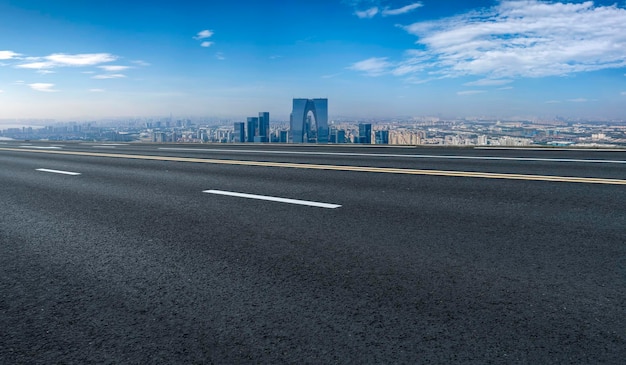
(2, 147, 626, 185)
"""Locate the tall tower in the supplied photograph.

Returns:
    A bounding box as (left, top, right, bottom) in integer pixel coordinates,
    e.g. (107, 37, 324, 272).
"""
(233, 122, 245, 143)
(247, 117, 258, 142)
(258, 112, 270, 143)
(289, 98, 328, 143)
(359, 123, 372, 144)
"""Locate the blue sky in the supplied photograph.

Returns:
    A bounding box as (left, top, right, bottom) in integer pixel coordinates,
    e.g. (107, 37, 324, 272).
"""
(1, 0, 626, 121)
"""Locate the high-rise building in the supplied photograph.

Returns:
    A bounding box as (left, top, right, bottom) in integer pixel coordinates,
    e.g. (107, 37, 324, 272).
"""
(375, 130, 389, 144)
(279, 130, 288, 143)
(233, 122, 245, 143)
(258, 112, 270, 143)
(290, 98, 328, 143)
(337, 130, 346, 144)
(247, 117, 258, 142)
(239, 112, 271, 143)
(359, 123, 372, 144)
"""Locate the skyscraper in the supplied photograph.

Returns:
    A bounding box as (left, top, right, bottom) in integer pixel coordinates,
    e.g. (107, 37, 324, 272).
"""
(359, 123, 372, 144)
(290, 98, 328, 143)
(233, 122, 245, 143)
(258, 112, 270, 143)
(247, 117, 258, 142)
(375, 130, 389, 144)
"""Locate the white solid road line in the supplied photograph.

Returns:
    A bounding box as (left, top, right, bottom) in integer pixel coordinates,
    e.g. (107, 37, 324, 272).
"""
(203, 190, 342, 209)
(20, 145, 62, 149)
(159, 147, 626, 164)
(36, 168, 81, 176)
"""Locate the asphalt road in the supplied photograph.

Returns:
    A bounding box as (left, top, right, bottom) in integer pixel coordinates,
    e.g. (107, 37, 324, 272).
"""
(1, 141, 625, 363)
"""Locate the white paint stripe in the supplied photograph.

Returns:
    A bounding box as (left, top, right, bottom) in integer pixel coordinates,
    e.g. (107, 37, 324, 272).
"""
(203, 190, 341, 209)
(36, 168, 81, 176)
(20, 145, 61, 149)
(160, 147, 626, 164)
(92, 145, 117, 148)
(475, 147, 626, 152)
(80, 143, 128, 146)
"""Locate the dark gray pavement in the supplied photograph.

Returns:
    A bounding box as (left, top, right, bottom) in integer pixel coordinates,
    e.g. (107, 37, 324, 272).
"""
(1, 142, 625, 363)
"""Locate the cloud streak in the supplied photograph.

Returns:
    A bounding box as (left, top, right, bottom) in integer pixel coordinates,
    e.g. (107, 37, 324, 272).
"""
(29, 83, 58, 92)
(348, 57, 392, 76)
(355, 7, 378, 18)
(355, 2, 423, 18)
(351, 1, 626, 80)
(194, 29, 215, 47)
(464, 78, 512, 86)
(92, 74, 126, 79)
(17, 53, 117, 70)
(194, 30, 214, 40)
(99, 65, 130, 72)
(382, 3, 423, 16)
(457, 90, 486, 96)
(0, 50, 21, 60)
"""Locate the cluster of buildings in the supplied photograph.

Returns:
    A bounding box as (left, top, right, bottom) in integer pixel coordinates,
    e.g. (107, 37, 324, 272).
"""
(229, 98, 376, 144)
(233, 112, 271, 143)
(2, 97, 626, 147)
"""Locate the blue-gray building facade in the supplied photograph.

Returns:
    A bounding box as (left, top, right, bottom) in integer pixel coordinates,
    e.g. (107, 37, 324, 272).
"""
(247, 117, 259, 142)
(257, 112, 270, 143)
(290, 98, 328, 143)
(233, 122, 245, 143)
(359, 123, 372, 144)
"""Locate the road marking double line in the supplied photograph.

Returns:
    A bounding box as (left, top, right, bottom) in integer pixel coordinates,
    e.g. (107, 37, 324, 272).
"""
(3, 147, 626, 185)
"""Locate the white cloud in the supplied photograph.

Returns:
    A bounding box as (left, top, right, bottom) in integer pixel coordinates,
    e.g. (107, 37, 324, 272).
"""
(216, 52, 225, 60)
(194, 30, 214, 40)
(348, 57, 392, 76)
(464, 78, 512, 86)
(404, 76, 435, 84)
(92, 74, 126, 79)
(0, 50, 20, 60)
(382, 3, 423, 16)
(17, 61, 52, 69)
(568, 98, 588, 102)
(545, 100, 561, 104)
(99, 65, 130, 72)
(46, 53, 116, 66)
(17, 53, 117, 70)
(89, 88, 105, 92)
(355, 7, 379, 18)
(37, 69, 56, 75)
(194, 30, 215, 47)
(29, 83, 57, 92)
(132, 60, 150, 67)
(0, 89, 4, 93)
(354, 1, 626, 80)
(498, 86, 514, 90)
(621, 91, 626, 96)
(457, 90, 486, 95)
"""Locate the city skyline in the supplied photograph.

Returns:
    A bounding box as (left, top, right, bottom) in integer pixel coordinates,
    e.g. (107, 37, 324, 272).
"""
(1, 0, 626, 122)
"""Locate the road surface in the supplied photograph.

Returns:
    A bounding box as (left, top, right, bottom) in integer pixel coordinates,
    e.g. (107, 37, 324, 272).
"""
(1, 141, 625, 363)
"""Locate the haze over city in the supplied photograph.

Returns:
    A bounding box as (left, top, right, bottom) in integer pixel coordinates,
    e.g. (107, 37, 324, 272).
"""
(1, 0, 626, 123)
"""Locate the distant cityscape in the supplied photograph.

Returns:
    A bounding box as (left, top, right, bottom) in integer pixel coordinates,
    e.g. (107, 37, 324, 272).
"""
(2, 98, 626, 148)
